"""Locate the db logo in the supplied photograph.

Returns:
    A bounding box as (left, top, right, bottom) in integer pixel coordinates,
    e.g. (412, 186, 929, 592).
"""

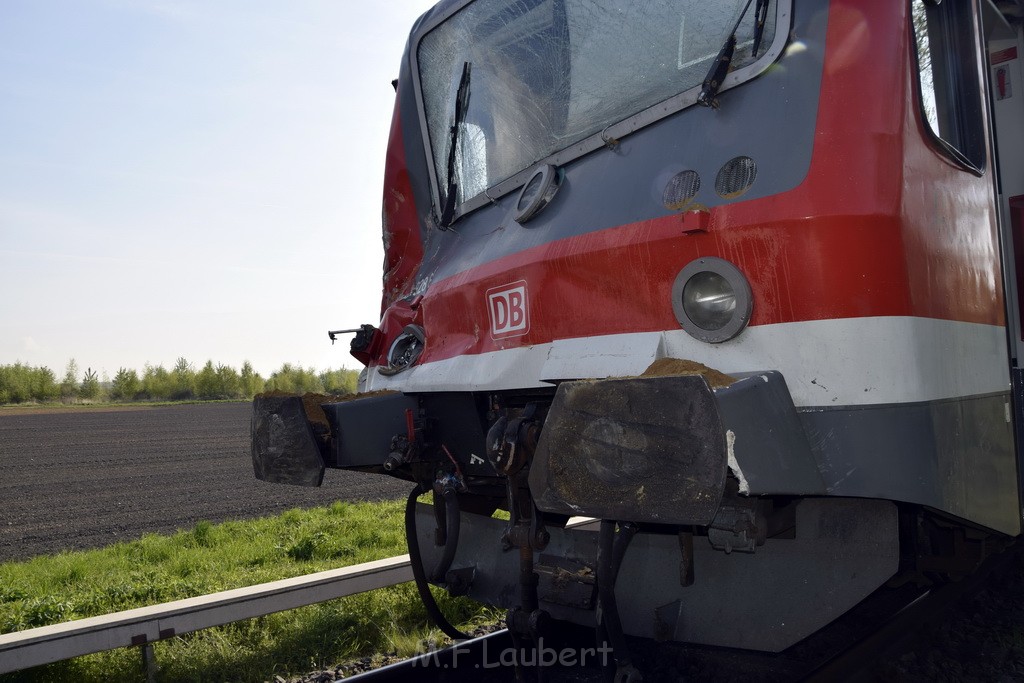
(487, 281, 530, 339)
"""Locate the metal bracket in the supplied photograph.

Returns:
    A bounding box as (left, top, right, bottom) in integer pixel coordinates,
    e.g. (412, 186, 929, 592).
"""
(708, 505, 765, 554)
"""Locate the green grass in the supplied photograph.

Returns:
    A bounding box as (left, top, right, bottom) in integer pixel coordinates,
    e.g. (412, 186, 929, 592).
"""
(0, 501, 496, 682)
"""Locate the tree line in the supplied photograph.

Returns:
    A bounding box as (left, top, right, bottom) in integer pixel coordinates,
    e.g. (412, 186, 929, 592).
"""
(0, 359, 359, 405)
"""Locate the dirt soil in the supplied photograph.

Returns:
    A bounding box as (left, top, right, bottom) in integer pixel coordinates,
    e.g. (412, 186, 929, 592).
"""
(641, 358, 736, 388)
(0, 402, 409, 563)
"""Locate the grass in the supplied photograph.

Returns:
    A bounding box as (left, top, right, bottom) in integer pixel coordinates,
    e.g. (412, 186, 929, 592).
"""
(0, 501, 496, 682)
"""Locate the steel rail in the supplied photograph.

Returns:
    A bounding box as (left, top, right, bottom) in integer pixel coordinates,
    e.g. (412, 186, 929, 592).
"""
(0, 554, 414, 676)
(802, 541, 1023, 682)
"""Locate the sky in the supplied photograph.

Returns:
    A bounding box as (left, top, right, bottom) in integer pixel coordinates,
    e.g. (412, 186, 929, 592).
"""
(0, 0, 438, 379)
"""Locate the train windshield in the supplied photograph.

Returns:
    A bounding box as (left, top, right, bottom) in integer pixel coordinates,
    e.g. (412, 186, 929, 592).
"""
(417, 0, 779, 212)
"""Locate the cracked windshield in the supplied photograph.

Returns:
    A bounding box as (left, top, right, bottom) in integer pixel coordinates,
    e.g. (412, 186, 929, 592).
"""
(418, 0, 777, 207)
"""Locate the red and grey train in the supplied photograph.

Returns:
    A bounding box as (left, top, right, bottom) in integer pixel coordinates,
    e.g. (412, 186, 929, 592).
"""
(253, 0, 1024, 667)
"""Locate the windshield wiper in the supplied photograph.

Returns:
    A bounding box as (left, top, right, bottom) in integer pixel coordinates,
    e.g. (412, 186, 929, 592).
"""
(698, 0, 758, 108)
(439, 61, 472, 228)
(752, 0, 770, 56)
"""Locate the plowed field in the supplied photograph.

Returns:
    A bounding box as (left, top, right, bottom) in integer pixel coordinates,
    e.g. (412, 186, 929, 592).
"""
(0, 402, 409, 562)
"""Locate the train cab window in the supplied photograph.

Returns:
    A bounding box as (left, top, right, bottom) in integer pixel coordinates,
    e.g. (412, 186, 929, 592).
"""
(911, 0, 986, 172)
(417, 0, 787, 221)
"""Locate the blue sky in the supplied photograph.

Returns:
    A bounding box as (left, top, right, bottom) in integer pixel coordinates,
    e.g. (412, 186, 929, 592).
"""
(0, 0, 436, 378)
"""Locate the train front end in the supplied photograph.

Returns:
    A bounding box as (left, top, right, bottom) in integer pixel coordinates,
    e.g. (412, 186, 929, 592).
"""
(253, 0, 1021, 660)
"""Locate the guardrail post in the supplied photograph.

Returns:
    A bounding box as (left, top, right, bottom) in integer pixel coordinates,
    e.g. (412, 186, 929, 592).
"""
(141, 641, 157, 683)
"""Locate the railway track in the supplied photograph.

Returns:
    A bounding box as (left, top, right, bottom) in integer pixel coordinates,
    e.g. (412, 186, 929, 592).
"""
(804, 540, 1024, 682)
(330, 541, 1024, 682)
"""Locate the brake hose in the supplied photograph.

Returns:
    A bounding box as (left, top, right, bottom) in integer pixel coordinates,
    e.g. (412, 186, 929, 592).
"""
(405, 485, 470, 641)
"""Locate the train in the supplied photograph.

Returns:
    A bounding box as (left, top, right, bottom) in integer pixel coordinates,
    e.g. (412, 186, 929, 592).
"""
(252, 0, 1024, 676)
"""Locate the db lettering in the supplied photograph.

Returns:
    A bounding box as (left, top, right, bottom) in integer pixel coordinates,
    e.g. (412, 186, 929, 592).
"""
(492, 290, 525, 329)
(487, 282, 530, 339)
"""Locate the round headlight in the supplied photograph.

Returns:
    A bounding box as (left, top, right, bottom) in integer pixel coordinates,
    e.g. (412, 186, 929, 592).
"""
(672, 258, 752, 343)
(682, 271, 736, 331)
(378, 325, 425, 376)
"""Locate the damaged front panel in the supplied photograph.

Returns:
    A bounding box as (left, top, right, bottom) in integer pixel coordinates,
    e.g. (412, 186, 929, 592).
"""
(528, 371, 825, 522)
(716, 371, 826, 495)
(529, 375, 728, 524)
(251, 395, 326, 487)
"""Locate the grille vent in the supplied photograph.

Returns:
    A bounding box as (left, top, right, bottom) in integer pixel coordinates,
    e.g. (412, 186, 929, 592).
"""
(715, 157, 757, 198)
(662, 170, 701, 210)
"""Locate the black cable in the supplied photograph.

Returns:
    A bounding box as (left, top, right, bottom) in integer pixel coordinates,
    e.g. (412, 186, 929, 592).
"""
(405, 485, 470, 641)
(431, 486, 461, 583)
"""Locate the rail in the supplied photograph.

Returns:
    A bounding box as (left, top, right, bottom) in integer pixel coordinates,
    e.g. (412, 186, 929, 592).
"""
(0, 554, 414, 679)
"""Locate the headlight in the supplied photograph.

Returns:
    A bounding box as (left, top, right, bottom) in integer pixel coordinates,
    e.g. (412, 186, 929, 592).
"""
(378, 325, 425, 376)
(672, 258, 752, 343)
(683, 271, 736, 330)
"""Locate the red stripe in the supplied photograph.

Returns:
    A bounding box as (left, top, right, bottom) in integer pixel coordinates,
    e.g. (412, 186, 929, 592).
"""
(991, 47, 1018, 66)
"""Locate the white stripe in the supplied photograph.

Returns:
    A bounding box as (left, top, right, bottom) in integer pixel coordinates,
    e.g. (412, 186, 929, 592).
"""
(365, 317, 1011, 407)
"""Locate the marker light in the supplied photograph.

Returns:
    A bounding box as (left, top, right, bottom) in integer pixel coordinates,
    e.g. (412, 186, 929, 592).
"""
(672, 258, 752, 343)
(514, 163, 561, 224)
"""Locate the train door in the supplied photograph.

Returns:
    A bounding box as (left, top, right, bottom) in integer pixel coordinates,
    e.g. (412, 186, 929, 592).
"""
(984, 2, 1024, 354)
(981, 0, 1024, 517)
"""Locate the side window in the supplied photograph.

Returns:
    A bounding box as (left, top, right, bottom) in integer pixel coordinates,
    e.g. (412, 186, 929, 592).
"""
(911, 0, 986, 171)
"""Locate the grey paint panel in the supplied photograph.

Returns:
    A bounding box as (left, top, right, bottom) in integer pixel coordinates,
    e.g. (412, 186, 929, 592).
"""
(716, 372, 827, 495)
(799, 393, 1021, 535)
(324, 393, 419, 469)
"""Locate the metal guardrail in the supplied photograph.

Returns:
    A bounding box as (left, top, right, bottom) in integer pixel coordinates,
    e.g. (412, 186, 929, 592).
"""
(0, 516, 598, 680)
(0, 554, 414, 677)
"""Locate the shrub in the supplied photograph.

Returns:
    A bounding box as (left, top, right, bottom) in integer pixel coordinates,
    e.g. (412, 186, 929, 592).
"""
(0, 363, 59, 403)
(0, 364, 28, 403)
(0, 360, 359, 405)
(170, 357, 195, 400)
(215, 363, 242, 399)
(140, 364, 172, 400)
(79, 368, 100, 400)
(110, 368, 140, 401)
(195, 361, 219, 400)
(240, 361, 265, 398)
(60, 359, 79, 401)
(33, 365, 60, 402)
(320, 368, 359, 395)
(265, 363, 324, 394)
